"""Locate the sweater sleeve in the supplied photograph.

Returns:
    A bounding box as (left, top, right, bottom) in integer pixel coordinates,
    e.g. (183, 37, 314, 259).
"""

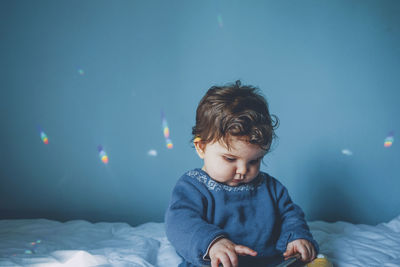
(165, 176, 228, 266)
(272, 179, 319, 254)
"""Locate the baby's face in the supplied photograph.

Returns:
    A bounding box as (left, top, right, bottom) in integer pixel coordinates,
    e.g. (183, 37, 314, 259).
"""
(195, 137, 266, 186)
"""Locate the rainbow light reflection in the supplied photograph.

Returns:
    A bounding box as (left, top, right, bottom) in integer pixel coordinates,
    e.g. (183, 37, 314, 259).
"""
(97, 145, 109, 164)
(161, 111, 173, 149)
(384, 132, 394, 148)
(37, 126, 49, 144)
(41, 132, 49, 144)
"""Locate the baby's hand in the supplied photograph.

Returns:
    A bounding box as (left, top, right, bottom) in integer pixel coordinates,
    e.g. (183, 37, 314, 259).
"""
(283, 239, 316, 263)
(209, 238, 257, 267)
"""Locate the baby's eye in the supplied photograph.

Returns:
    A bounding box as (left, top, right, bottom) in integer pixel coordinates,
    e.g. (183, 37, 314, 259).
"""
(223, 156, 236, 162)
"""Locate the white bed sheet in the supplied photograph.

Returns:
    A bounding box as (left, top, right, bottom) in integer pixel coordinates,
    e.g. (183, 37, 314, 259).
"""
(0, 220, 181, 267)
(0, 215, 399, 267)
(309, 215, 400, 267)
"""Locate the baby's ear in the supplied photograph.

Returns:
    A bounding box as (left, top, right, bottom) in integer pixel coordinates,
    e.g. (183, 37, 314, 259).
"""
(194, 138, 205, 159)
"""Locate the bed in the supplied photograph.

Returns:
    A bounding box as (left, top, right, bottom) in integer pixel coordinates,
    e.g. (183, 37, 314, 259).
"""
(1, 215, 399, 267)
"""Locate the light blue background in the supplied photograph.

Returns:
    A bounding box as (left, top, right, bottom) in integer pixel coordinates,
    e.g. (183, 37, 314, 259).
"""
(1, 0, 399, 226)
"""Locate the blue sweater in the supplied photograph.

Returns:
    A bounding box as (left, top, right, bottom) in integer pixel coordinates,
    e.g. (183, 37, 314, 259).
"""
(165, 169, 318, 266)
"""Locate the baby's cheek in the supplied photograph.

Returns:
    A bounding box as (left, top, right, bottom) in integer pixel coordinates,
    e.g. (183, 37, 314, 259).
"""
(215, 167, 229, 178)
(216, 166, 234, 180)
(248, 168, 260, 178)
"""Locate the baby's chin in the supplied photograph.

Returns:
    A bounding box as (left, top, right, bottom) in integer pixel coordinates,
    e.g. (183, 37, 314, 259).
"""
(224, 176, 259, 186)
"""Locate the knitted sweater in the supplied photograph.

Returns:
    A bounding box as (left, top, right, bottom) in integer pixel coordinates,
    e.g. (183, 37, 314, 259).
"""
(165, 168, 318, 266)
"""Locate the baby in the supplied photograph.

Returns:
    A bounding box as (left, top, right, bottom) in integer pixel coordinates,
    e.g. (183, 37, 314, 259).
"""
(165, 81, 318, 267)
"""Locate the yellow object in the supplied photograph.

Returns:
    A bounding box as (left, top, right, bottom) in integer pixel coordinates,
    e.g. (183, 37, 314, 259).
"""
(306, 254, 333, 267)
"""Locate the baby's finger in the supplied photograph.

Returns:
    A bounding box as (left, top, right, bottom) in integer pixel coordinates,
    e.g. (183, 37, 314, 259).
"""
(283, 244, 295, 257)
(309, 245, 316, 262)
(305, 243, 316, 262)
(235, 245, 257, 256)
(304, 246, 311, 261)
(211, 257, 220, 267)
(219, 253, 232, 267)
(226, 249, 239, 267)
(298, 246, 310, 261)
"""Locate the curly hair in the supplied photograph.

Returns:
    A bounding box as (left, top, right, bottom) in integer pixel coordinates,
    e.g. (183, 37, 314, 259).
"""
(192, 80, 279, 152)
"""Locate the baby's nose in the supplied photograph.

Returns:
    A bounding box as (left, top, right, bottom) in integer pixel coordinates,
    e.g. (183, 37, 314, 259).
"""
(236, 164, 248, 177)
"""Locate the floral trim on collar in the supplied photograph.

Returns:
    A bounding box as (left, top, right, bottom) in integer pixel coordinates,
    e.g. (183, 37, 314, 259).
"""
(186, 169, 264, 192)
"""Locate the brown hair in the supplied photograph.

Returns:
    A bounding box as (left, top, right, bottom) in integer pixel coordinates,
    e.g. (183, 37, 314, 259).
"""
(192, 80, 279, 152)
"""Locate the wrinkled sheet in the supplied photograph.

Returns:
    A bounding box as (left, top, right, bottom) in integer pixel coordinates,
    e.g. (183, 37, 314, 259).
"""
(309, 215, 400, 267)
(0, 220, 181, 267)
(0, 215, 399, 266)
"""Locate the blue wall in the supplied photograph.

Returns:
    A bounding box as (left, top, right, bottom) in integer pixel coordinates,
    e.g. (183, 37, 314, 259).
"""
(1, 0, 399, 226)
